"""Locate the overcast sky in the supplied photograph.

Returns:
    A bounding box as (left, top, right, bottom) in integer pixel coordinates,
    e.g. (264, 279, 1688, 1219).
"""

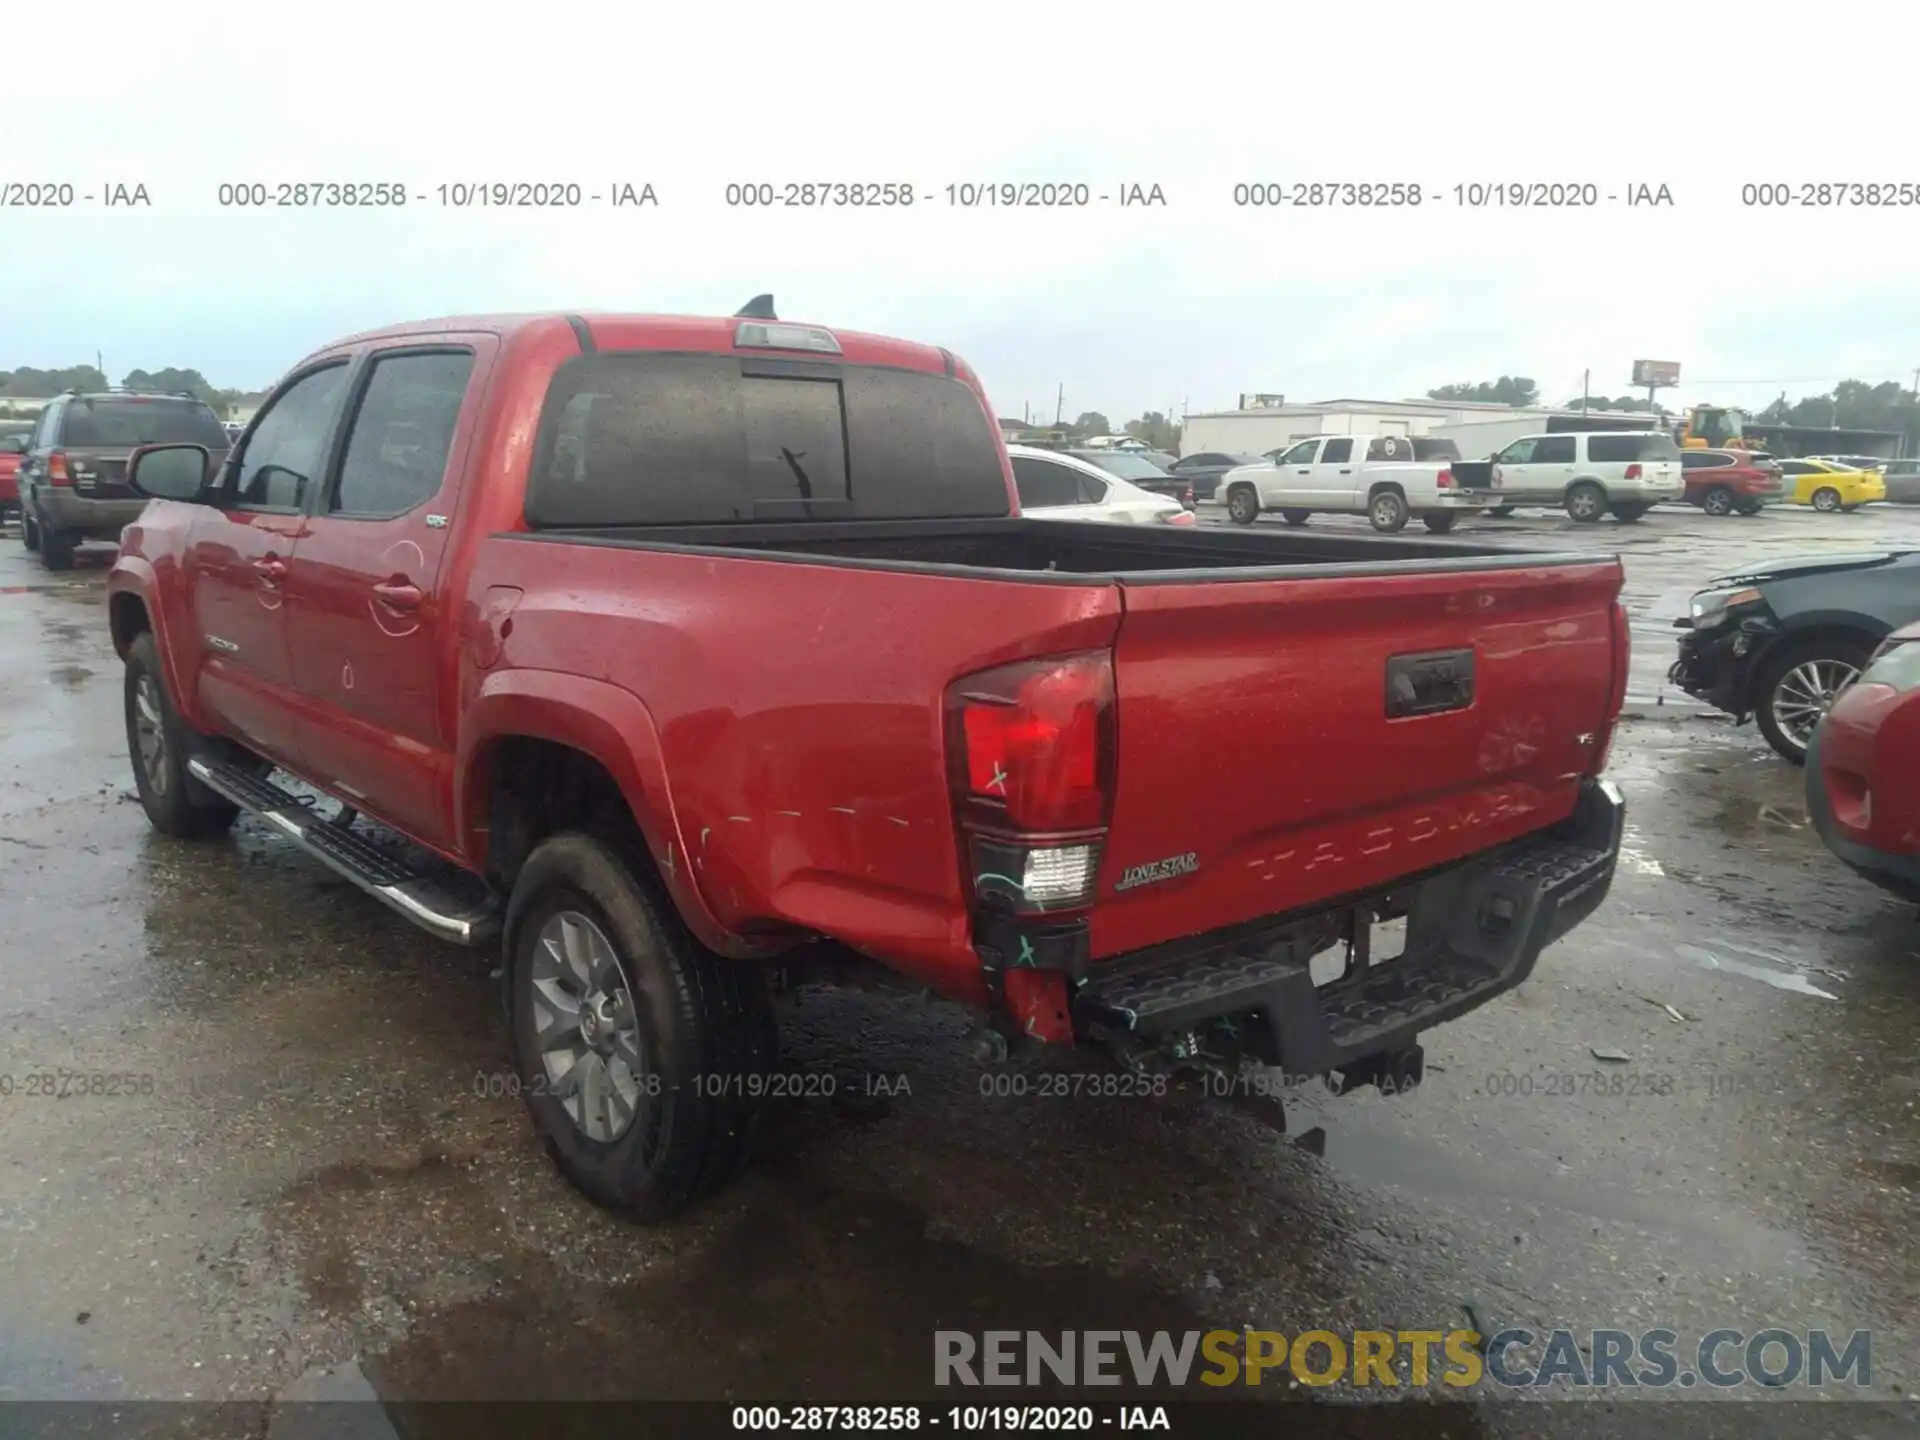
(5, 1, 1915, 422)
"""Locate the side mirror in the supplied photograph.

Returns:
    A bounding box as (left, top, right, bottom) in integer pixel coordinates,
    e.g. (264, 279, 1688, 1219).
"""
(128, 443, 214, 502)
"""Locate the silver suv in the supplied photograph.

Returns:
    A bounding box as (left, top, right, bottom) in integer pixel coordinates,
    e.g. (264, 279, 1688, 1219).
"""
(19, 390, 231, 570)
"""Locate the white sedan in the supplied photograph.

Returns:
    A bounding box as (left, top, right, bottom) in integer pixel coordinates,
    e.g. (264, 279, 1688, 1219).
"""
(1007, 445, 1196, 526)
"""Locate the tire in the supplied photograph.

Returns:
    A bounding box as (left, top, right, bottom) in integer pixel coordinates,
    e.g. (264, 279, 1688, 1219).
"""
(39, 522, 75, 570)
(1279, 509, 1311, 526)
(124, 632, 241, 838)
(1564, 482, 1607, 523)
(1753, 638, 1871, 765)
(1422, 512, 1458, 534)
(1735, 501, 1764, 516)
(1488, 505, 1516, 518)
(21, 505, 39, 552)
(505, 832, 774, 1220)
(1701, 486, 1737, 517)
(1609, 503, 1650, 523)
(1840, 503, 1860, 514)
(1811, 487, 1842, 513)
(1367, 488, 1410, 533)
(1225, 485, 1260, 525)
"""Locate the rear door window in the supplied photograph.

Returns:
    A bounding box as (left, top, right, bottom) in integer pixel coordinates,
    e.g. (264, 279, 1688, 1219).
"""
(525, 354, 1010, 527)
(1534, 436, 1577, 464)
(1320, 438, 1353, 464)
(1587, 432, 1680, 463)
(62, 397, 229, 450)
(1681, 451, 1727, 470)
(331, 350, 475, 516)
(1010, 456, 1083, 508)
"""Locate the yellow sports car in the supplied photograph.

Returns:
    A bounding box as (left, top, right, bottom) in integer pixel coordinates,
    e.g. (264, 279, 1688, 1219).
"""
(1776, 458, 1886, 512)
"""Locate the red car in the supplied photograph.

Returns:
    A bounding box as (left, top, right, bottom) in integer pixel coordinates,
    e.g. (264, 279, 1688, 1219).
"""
(0, 421, 29, 522)
(1679, 448, 1786, 516)
(1808, 621, 1920, 902)
(107, 303, 1627, 1218)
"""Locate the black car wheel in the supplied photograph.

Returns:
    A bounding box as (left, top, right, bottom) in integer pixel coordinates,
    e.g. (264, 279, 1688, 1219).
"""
(1367, 489, 1410, 534)
(1279, 509, 1311, 526)
(1609, 504, 1650, 523)
(1811, 487, 1842, 513)
(1422, 512, 1458, 533)
(1564, 482, 1607, 523)
(1226, 485, 1261, 525)
(1701, 486, 1737, 517)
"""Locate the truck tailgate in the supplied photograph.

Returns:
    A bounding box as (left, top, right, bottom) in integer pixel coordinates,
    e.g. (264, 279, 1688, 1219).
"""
(1090, 558, 1624, 958)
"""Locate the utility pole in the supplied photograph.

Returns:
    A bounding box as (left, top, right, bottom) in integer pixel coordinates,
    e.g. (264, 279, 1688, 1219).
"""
(1581, 370, 1590, 413)
(1055, 383, 1064, 427)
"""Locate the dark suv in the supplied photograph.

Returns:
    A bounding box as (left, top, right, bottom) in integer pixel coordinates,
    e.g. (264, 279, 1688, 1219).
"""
(19, 390, 231, 569)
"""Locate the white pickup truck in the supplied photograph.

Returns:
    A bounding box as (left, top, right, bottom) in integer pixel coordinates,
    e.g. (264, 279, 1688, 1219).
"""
(1219, 433, 1494, 533)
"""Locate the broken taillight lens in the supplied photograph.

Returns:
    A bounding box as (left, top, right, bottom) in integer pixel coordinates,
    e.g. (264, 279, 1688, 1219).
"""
(947, 652, 1117, 915)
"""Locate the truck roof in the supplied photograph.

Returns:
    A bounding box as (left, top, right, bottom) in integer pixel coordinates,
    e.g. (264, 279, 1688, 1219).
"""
(302, 312, 959, 379)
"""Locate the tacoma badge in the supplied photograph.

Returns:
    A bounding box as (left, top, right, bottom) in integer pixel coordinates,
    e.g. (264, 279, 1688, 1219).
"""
(1113, 852, 1200, 892)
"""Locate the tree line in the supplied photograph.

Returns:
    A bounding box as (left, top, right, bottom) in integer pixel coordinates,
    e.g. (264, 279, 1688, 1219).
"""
(1044, 410, 1182, 450)
(1427, 375, 1920, 447)
(0, 365, 266, 418)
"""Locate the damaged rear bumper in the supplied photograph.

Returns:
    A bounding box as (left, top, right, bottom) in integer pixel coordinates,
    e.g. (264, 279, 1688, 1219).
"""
(1071, 777, 1625, 1078)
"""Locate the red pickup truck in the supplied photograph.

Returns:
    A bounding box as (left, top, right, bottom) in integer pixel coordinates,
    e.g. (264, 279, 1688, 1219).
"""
(108, 303, 1628, 1218)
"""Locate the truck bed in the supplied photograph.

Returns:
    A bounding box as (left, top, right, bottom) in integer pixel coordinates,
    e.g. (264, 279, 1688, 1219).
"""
(474, 518, 1624, 991)
(510, 514, 1568, 579)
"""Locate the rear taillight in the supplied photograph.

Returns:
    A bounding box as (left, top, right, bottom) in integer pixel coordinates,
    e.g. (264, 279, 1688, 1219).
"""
(946, 652, 1115, 915)
(1624, 463, 1643, 481)
(1435, 467, 1455, 489)
(47, 451, 71, 486)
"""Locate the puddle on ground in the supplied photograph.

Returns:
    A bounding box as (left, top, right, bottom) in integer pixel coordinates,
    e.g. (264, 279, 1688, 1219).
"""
(1675, 941, 1839, 999)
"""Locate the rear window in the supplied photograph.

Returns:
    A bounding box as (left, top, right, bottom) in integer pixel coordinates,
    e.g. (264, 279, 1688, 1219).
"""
(1681, 450, 1729, 470)
(1588, 432, 1680, 463)
(525, 354, 1010, 527)
(61, 397, 228, 449)
(1409, 437, 1460, 461)
(1077, 452, 1169, 481)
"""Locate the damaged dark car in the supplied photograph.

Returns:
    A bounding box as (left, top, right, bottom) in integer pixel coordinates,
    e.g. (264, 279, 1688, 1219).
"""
(1669, 549, 1920, 763)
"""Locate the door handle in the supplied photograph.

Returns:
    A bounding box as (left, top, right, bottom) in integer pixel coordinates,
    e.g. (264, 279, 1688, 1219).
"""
(373, 579, 424, 610)
(252, 557, 287, 581)
(1339, 468, 1352, 474)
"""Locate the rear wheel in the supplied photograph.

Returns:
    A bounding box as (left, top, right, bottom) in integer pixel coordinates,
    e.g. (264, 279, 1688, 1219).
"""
(506, 833, 774, 1220)
(1488, 505, 1516, 518)
(1701, 486, 1737, 517)
(1609, 503, 1650, 523)
(21, 506, 39, 552)
(1367, 488, 1410, 534)
(39, 521, 75, 570)
(1226, 485, 1261, 525)
(1811, 487, 1842, 513)
(125, 633, 241, 838)
(1279, 509, 1311, 526)
(1422, 512, 1458, 534)
(1565, 482, 1607, 523)
(1753, 639, 1870, 764)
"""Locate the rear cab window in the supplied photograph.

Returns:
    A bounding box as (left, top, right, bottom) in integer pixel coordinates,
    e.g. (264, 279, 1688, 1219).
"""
(1010, 456, 1082, 508)
(61, 396, 229, 450)
(525, 353, 1009, 527)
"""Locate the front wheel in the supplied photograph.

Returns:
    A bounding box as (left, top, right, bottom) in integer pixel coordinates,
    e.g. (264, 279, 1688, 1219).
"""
(1609, 503, 1650, 523)
(1368, 489, 1410, 533)
(1279, 509, 1311, 526)
(1226, 485, 1261, 525)
(1753, 640, 1870, 764)
(1422, 512, 1458, 534)
(125, 633, 241, 838)
(1811, 487, 1842, 513)
(1565, 482, 1607, 523)
(1701, 486, 1736, 517)
(506, 833, 775, 1220)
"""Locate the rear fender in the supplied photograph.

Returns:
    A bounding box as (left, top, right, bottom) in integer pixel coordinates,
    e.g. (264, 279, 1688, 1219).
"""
(458, 670, 763, 958)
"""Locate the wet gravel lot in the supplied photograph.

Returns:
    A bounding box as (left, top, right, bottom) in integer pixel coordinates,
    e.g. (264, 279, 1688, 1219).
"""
(0, 502, 1916, 1437)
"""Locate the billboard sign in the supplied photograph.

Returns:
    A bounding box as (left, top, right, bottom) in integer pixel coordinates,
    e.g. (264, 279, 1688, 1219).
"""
(1631, 359, 1681, 387)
